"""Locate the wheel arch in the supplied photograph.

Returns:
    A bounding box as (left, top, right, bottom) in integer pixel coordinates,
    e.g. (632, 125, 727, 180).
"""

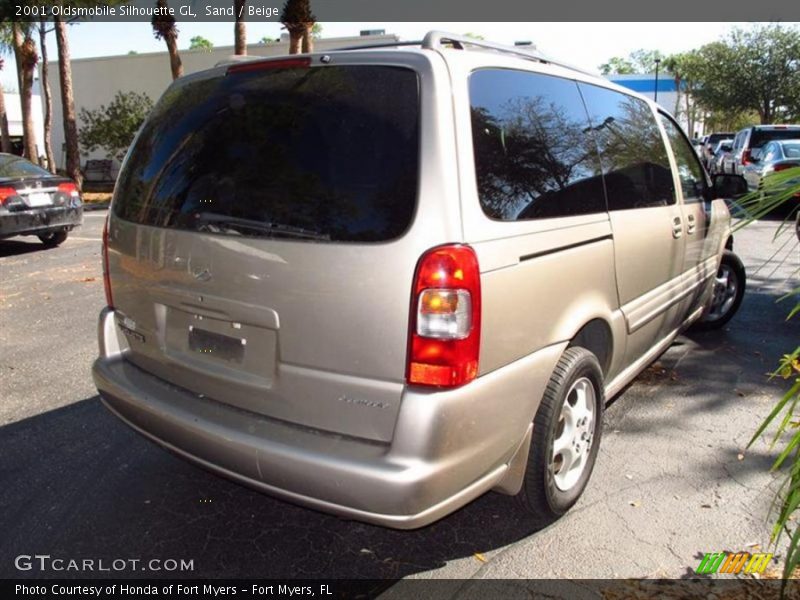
(567, 318, 614, 377)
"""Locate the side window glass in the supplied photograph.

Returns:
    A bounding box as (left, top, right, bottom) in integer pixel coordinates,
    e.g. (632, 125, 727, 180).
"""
(469, 69, 606, 221)
(659, 114, 707, 204)
(578, 83, 675, 210)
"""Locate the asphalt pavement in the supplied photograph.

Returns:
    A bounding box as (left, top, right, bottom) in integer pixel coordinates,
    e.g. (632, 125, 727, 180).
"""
(0, 210, 798, 580)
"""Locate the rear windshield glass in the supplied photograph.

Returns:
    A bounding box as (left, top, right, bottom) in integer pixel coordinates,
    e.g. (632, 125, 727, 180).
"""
(0, 155, 54, 179)
(751, 129, 800, 149)
(782, 143, 800, 158)
(114, 65, 420, 243)
(706, 133, 733, 144)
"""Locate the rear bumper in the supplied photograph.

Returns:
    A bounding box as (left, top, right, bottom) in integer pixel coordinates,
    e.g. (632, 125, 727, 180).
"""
(0, 205, 83, 239)
(93, 308, 563, 529)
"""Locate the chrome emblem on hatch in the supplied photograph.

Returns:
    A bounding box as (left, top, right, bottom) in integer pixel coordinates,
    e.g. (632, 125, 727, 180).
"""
(192, 268, 212, 282)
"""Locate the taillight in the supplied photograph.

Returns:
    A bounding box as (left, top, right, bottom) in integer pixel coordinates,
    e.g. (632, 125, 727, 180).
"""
(0, 186, 17, 205)
(407, 245, 481, 388)
(741, 149, 751, 165)
(774, 163, 800, 172)
(226, 57, 311, 75)
(102, 216, 114, 308)
(57, 182, 80, 197)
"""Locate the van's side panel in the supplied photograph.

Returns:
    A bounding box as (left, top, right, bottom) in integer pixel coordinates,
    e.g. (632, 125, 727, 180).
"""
(447, 55, 622, 379)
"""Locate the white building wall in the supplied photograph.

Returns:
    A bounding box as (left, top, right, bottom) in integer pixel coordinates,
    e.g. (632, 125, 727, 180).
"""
(4, 91, 46, 159)
(43, 35, 398, 171)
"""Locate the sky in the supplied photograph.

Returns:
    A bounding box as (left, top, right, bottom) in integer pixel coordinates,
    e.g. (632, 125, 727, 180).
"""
(1, 21, 796, 89)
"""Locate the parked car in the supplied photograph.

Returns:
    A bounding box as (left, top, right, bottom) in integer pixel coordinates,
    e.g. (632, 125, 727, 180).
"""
(724, 125, 800, 177)
(709, 139, 734, 174)
(701, 132, 735, 168)
(93, 32, 747, 529)
(741, 139, 800, 192)
(0, 153, 82, 247)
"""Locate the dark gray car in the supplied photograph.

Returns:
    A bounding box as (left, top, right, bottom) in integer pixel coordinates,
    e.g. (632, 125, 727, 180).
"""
(0, 153, 83, 247)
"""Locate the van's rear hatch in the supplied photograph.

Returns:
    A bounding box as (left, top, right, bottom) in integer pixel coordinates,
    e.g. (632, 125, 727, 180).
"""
(107, 59, 422, 442)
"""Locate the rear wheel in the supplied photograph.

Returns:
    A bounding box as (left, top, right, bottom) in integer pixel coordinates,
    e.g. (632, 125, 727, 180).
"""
(515, 346, 604, 525)
(694, 250, 745, 330)
(38, 230, 68, 248)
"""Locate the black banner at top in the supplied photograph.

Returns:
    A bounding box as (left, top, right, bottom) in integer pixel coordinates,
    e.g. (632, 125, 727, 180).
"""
(4, 0, 800, 23)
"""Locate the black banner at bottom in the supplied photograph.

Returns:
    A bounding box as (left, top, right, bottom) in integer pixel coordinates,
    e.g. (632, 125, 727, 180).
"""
(2, 579, 799, 600)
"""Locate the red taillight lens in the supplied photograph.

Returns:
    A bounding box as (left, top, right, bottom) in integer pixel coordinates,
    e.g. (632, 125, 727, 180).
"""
(0, 186, 17, 205)
(57, 182, 79, 197)
(407, 245, 481, 388)
(102, 217, 114, 308)
(774, 163, 800, 172)
(226, 57, 311, 75)
(741, 149, 751, 165)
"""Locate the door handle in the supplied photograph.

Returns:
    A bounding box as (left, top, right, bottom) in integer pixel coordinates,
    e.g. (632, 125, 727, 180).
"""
(687, 214, 696, 235)
(672, 216, 683, 239)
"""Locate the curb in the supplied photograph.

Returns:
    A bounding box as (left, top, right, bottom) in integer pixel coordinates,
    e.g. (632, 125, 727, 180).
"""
(83, 202, 110, 212)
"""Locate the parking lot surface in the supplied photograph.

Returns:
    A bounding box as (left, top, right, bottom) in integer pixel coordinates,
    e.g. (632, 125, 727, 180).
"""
(1, 210, 798, 579)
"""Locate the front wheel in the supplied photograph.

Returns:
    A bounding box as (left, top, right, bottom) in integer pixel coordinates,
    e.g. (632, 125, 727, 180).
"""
(38, 230, 68, 248)
(694, 250, 746, 330)
(515, 346, 604, 525)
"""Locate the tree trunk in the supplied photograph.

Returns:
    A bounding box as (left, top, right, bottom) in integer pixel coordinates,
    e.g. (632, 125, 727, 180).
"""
(684, 86, 695, 138)
(0, 84, 11, 153)
(165, 35, 183, 80)
(54, 16, 82, 188)
(761, 100, 772, 125)
(288, 30, 302, 54)
(12, 23, 39, 164)
(301, 24, 313, 53)
(39, 19, 55, 173)
(234, 0, 247, 55)
(672, 76, 681, 118)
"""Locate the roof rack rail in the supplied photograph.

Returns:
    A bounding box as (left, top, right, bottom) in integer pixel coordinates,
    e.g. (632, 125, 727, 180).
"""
(279, 31, 596, 77)
(421, 31, 595, 76)
(335, 40, 425, 51)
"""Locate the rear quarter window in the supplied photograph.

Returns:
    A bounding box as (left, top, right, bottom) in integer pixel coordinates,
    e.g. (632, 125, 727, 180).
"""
(469, 69, 607, 221)
(113, 65, 420, 243)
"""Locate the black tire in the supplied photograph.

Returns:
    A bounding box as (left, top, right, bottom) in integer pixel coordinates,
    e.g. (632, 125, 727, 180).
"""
(38, 230, 68, 248)
(693, 250, 746, 331)
(515, 346, 604, 526)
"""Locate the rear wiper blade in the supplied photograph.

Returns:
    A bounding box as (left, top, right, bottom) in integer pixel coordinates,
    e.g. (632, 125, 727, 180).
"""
(194, 213, 330, 241)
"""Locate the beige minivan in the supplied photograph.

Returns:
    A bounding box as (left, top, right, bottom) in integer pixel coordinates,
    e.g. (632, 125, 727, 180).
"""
(93, 32, 747, 529)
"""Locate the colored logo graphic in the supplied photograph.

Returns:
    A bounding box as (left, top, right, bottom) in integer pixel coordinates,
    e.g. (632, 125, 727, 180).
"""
(696, 551, 774, 575)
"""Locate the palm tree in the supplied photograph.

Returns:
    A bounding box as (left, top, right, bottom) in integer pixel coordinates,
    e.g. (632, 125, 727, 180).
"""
(53, 14, 81, 187)
(662, 54, 683, 119)
(11, 22, 39, 163)
(151, 0, 183, 80)
(38, 18, 55, 172)
(234, 0, 246, 55)
(280, 0, 315, 55)
(0, 56, 11, 153)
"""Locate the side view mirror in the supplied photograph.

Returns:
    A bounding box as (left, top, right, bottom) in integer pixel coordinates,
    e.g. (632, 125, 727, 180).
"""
(711, 173, 749, 199)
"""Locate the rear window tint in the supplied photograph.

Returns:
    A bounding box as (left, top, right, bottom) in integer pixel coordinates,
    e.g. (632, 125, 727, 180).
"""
(783, 143, 800, 158)
(114, 65, 419, 243)
(750, 129, 800, 149)
(0, 156, 53, 179)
